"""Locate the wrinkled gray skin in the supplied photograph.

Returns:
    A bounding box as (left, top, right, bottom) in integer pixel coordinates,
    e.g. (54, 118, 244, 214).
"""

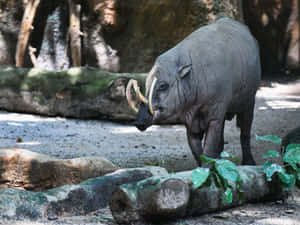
(135, 18, 261, 166)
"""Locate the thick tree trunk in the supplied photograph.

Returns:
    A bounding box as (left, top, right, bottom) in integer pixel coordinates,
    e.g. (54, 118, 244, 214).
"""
(110, 166, 286, 224)
(0, 66, 146, 120)
(15, 0, 40, 67)
(68, 0, 82, 67)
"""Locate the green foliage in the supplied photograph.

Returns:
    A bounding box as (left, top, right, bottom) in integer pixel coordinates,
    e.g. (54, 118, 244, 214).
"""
(257, 135, 300, 190)
(263, 162, 284, 181)
(263, 150, 280, 159)
(191, 168, 210, 189)
(215, 159, 239, 182)
(283, 144, 300, 165)
(278, 172, 296, 189)
(192, 134, 300, 206)
(256, 134, 282, 144)
(191, 152, 243, 204)
(220, 151, 240, 163)
(223, 188, 233, 204)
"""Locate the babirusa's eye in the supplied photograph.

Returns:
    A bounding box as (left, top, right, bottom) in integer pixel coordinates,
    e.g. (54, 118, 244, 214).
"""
(158, 82, 169, 91)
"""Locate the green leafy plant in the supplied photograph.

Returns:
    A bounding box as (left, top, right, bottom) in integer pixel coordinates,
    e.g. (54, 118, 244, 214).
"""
(191, 152, 243, 204)
(256, 134, 300, 189)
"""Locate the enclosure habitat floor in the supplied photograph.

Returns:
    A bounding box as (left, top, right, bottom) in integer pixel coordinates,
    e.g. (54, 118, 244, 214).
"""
(1, 76, 300, 224)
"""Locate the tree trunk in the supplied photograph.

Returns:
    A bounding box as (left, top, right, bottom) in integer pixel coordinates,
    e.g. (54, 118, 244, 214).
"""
(109, 166, 286, 224)
(15, 0, 40, 67)
(0, 66, 146, 120)
(68, 0, 82, 67)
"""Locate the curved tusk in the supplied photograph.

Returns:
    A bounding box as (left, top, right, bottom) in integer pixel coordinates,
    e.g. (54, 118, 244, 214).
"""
(133, 82, 148, 104)
(148, 77, 157, 116)
(126, 79, 139, 113)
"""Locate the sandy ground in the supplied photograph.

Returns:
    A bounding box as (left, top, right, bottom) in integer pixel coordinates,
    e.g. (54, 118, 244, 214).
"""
(0, 78, 300, 224)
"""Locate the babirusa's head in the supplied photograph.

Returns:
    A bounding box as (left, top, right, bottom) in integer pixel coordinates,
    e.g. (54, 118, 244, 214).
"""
(126, 54, 194, 131)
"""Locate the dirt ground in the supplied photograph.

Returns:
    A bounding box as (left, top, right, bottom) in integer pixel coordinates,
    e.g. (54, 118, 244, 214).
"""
(1, 76, 300, 224)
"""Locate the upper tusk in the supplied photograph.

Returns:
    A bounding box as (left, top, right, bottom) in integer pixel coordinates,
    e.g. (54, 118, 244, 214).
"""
(126, 79, 139, 113)
(148, 77, 157, 116)
(134, 82, 148, 104)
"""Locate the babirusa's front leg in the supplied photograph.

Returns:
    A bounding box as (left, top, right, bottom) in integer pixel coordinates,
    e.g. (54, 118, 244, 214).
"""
(186, 128, 204, 165)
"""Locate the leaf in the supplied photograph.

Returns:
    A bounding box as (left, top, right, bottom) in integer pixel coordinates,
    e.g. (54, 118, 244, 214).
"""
(222, 188, 233, 204)
(263, 162, 285, 181)
(286, 144, 300, 151)
(191, 167, 210, 189)
(296, 169, 300, 188)
(256, 135, 282, 145)
(286, 163, 298, 172)
(278, 172, 296, 190)
(263, 150, 280, 159)
(199, 155, 216, 164)
(212, 172, 223, 188)
(283, 145, 300, 165)
(220, 151, 240, 163)
(215, 159, 239, 182)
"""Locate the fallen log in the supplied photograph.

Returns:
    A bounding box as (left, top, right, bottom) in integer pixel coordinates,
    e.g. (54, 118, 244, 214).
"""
(110, 177, 190, 223)
(109, 166, 286, 224)
(0, 66, 146, 120)
(0, 166, 168, 220)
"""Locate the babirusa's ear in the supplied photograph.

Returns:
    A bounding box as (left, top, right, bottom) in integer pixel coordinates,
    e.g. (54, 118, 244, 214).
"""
(177, 64, 192, 79)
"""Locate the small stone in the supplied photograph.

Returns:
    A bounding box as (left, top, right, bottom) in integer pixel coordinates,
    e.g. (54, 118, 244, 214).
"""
(285, 209, 294, 214)
(48, 215, 58, 221)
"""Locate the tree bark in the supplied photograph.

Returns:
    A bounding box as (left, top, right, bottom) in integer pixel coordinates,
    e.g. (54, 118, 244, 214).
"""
(110, 178, 190, 223)
(109, 166, 286, 224)
(68, 0, 82, 67)
(15, 0, 40, 67)
(28, 45, 37, 67)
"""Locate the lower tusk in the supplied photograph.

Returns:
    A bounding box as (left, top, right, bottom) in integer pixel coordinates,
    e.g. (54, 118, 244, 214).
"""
(148, 77, 157, 116)
(126, 79, 139, 113)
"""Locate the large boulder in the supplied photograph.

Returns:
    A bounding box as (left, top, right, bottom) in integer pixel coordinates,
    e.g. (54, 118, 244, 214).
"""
(0, 148, 118, 191)
(243, 0, 299, 72)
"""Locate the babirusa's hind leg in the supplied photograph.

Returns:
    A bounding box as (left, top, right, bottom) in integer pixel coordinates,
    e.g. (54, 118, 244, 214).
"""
(237, 100, 256, 165)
